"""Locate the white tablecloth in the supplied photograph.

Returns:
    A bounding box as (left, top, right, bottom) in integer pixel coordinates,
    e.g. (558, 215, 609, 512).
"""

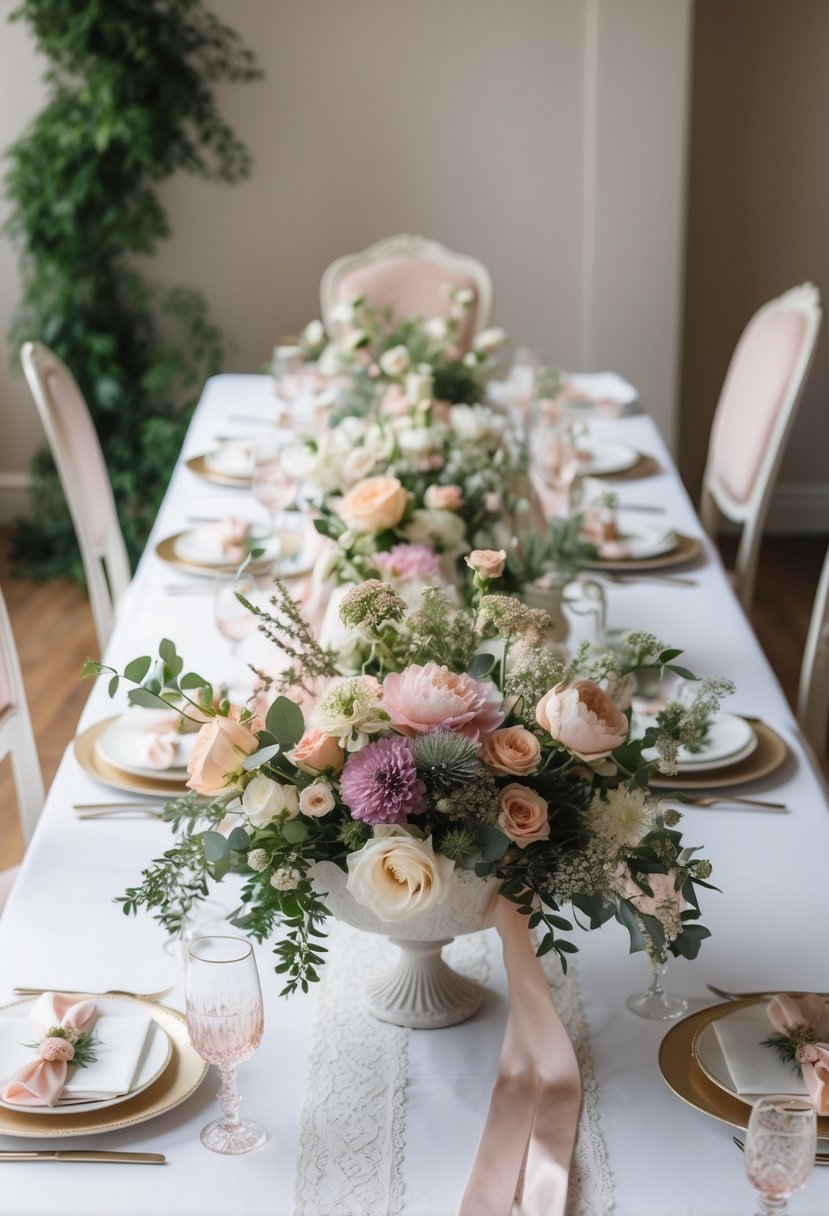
(1, 375, 827, 1215)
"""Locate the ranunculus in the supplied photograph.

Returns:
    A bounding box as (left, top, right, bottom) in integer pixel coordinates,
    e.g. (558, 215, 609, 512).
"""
(187, 716, 258, 797)
(481, 726, 541, 776)
(242, 775, 299, 827)
(337, 476, 409, 534)
(536, 679, 628, 762)
(425, 484, 464, 511)
(465, 549, 507, 579)
(346, 829, 455, 922)
(299, 781, 336, 817)
(288, 727, 345, 775)
(379, 345, 411, 376)
(497, 783, 550, 847)
(382, 661, 504, 742)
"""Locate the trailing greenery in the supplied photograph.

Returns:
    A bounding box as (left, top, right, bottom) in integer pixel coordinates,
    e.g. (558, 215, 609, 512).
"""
(5, 0, 261, 579)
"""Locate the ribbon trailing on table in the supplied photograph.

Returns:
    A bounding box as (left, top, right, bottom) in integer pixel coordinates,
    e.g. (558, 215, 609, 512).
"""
(0, 993, 97, 1107)
(766, 993, 829, 1114)
(460, 896, 581, 1216)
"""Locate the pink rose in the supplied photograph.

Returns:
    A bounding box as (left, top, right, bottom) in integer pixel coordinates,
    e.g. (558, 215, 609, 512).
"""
(497, 783, 550, 848)
(481, 726, 541, 776)
(536, 679, 628, 762)
(424, 484, 464, 511)
(382, 661, 505, 742)
(465, 549, 507, 579)
(187, 716, 258, 797)
(288, 727, 345, 775)
(337, 475, 409, 534)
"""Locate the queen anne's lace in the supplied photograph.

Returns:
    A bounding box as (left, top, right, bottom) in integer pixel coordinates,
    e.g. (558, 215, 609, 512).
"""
(293, 923, 613, 1216)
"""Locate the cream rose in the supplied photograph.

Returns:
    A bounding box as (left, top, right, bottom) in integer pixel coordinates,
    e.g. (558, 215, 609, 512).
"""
(186, 716, 258, 797)
(425, 484, 464, 511)
(536, 679, 628, 762)
(337, 476, 409, 534)
(299, 781, 336, 818)
(481, 726, 541, 776)
(465, 548, 507, 579)
(345, 830, 455, 922)
(497, 783, 550, 848)
(288, 727, 346, 774)
(242, 775, 299, 827)
(379, 345, 411, 377)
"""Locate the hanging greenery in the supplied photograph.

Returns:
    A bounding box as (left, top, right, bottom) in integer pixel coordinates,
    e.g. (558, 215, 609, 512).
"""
(4, 0, 261, 579)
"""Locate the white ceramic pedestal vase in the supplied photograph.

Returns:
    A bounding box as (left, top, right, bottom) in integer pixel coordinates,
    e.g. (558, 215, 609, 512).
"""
(310, 861, 500, 1030)
(519, 579, 570, 642)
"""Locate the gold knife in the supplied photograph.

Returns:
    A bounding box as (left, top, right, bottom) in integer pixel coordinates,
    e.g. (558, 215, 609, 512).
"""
(0, 1150, 165, 1163)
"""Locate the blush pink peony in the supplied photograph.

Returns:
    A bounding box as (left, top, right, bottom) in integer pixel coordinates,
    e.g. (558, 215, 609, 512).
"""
(536, 678, 628, 762)
(381, 661, 504, 742)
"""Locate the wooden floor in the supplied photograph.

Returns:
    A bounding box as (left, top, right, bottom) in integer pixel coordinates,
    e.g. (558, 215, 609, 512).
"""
(0, 528, 826, 872)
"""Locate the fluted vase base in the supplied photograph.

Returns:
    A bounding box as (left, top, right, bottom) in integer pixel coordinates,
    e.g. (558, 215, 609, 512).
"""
(364, 937, 484, 1029)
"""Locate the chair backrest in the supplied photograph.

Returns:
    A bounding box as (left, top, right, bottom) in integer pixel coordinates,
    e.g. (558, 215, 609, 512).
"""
(21, 342, 131, 653)
(320, 234, 493, 351)
(699, 283, 822, 610)
(0, 587, 44, 844)
(798, 541, 829, 758)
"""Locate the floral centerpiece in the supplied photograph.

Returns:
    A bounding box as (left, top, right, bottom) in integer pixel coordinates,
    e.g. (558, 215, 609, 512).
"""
(89, 563, 721, 1012)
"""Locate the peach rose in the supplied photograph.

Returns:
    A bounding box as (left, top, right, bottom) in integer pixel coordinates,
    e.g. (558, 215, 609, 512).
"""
(481, 726, 541, 776)
(288, 727, 345, 775)
(424, 484, 464, 511)
(497, 783, 550, 848)
(337, 475, 409, 534)
(536, 679, 628, 762)
(465, 548, 507, 579)
(187, 716, 258, 797)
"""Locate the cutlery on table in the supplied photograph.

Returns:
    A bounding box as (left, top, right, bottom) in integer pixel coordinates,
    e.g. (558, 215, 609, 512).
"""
(616, 503, 667, 514)
(706, 984, 829, 1002)
(677, 795, 789, 813)
(75, 809, 166, 821)
(598, 571, 699, 588)
(0, 1150, 166, 1165)
(73, 802, 167, 811)
(732, 1136, 829, 1166)
(12, 985, 174, 1002)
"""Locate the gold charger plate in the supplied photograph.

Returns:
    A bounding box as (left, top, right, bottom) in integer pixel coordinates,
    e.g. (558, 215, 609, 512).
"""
(185, 454, 252, 488)
(650, 720, 788, 790)
(586, 531, 701, 572)
(659, 996, 829, 1137)
(74, 717, 190, 798)
(155, 533, 275, 577)
(0, 997, 208, 1138)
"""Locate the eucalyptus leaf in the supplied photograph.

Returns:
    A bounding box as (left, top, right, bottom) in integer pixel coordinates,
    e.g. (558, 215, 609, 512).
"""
(227, 826, 250, 853)
(281, 819, 309, 844)
(203, 830, 231, 863)
(124, 656, 152, 683)
(266, 697, 305, 750)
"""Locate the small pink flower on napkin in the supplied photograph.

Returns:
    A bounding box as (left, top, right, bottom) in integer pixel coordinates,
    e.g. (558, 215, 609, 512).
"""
(1, 993, 96, 1107)
(215, 516, 253, 564)
(768, 993, 829, 1114)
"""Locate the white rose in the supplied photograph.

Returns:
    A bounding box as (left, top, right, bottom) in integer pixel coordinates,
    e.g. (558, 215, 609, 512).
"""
(302, 319, 325, 346)
(405, 508, 468, 553)
(242, 775, 299, 827)
(424, 316, 449, 343)
(345, 830, 455, 923)
(299, 781, 336, 817)
(405, 370, 434, 405)
(317, 342, 347, 376)
(343, 447, 379, 485)
(473, 327, 508, 353)
(329, 301, 356, 328)
(454, 288, 475, 307)
(379, 345, 411, 377)
(450, 404, 506, 446)
(398, 426, 443, 456)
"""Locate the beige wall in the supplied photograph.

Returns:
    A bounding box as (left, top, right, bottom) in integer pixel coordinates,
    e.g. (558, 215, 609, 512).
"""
(681, 0, 829, 527)
(0, 0, 692, 517)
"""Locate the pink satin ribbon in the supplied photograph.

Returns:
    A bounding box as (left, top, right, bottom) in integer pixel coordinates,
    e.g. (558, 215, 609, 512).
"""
(460, 896, 581, 1216)
(1, 993, 96, 1107)
(767, 993, 829, 1114)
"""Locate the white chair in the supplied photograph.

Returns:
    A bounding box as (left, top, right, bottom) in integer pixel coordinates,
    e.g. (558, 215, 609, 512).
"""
(0, 586, 45, 914)
(21, 341, 131, 653)
(320, 234, 493, 350)
(700, 283, 822, 611)
(798, 542, 829, 758)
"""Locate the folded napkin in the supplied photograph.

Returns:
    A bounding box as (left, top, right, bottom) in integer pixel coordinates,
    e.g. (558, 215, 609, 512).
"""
(562, 372, 638, 412)
(714, 1007, 808, 1100)
(130, 708, 183, 771)
(205, 440, 254, 478)
(0, 994, 153, 1107)
(191, 517, 254, 564)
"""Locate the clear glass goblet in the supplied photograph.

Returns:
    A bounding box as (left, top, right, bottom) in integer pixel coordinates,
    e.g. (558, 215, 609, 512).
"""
(744, 1094, 815, 1215)
(626, 952, 688, 1021)
(186, 935, 266, 1155)
(213, 572, 258, 699)
(252, 434, 296, 529)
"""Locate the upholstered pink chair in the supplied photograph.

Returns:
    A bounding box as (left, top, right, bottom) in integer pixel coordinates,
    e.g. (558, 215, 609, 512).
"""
(0, 586, 44, 916)
(320, 235, 493, 351)
(700, 283, 822, 611)
(21, 342, 131, 653)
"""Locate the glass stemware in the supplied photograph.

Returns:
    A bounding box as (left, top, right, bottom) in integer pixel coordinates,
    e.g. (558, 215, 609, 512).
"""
(744, 1095, 816, 1215)
(213, 572, 258, 699)
(186, 935, 266, 1155)
(252, 433, 296, 532)
(626, 952, 688, 1021)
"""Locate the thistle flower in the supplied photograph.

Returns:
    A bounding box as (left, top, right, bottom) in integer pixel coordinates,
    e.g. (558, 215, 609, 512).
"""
(438, 827, 477, 862)
(339, 579, 406, 631)
(339, 736, 426, 825)
(413, 730, 482, 793)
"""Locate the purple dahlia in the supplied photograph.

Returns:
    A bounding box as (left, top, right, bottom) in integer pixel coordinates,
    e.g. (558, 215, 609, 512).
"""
(339, 736, 426, 826)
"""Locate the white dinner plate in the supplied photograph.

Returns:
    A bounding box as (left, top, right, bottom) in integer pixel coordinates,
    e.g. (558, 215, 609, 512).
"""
(204, 442, 254, 479)
(596, 524, 677, 561)
(172, 525, 281, 569)
(95, 714, 194, 781)
(575, 440, 640, 477)
(0, 997, 172, 1116)
(641, 711, 757, 772)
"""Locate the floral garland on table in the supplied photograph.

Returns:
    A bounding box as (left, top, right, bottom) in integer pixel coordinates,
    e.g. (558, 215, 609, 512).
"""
(89, 562, 726, 995)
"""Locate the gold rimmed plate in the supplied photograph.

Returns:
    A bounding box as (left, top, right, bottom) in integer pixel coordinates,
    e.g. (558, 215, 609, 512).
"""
(185, 454, 252, 488)
(649, 720, 788, 790)
(0, 996, 207, 1138)
(659, 996, 829, 1136)
(74, 718, 190, 798)
(586, 531, 701, 572)
(155, 532, 315, 580)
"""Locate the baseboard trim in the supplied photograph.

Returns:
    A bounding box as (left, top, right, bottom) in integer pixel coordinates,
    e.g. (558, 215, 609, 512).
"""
(0, 472, 33, 522)
(767, 481, 829, 535)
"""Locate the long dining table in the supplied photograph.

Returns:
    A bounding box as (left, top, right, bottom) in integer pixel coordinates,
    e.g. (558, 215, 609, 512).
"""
(1, 373, 827, 1216)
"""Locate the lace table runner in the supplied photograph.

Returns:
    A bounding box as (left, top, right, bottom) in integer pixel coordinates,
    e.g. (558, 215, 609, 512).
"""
(293, 923, 613, 1216)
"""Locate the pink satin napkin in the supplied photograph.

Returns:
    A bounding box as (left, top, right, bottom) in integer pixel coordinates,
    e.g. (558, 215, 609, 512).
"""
(460, 897, 581, 1216)
(768, 993, 829, 1114)
(0, 993, 96, 1107)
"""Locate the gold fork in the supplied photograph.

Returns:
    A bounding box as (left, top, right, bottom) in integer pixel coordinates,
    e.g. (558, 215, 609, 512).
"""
(680, 795, 789, 813)
(707, 984, 828, 1002)
(12, 985, 175, 1001)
